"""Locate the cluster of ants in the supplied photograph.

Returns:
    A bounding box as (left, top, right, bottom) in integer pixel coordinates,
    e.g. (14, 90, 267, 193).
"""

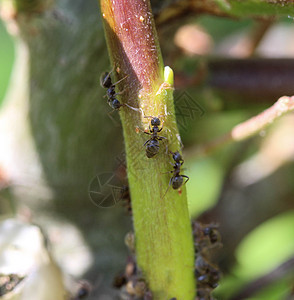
(113, 233, 153, 300)
(193, 222, 222, 300)
(112, 222, 222, 300)
(101, 70, 189, 193)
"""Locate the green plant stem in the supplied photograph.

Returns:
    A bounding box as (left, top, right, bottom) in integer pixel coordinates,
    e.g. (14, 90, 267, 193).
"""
(100, 0, 195, 299)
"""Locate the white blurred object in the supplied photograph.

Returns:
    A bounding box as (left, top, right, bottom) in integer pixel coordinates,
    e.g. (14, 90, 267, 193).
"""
(0, 219, 66, 300)
(174, 24, 213, 56)
(234, 115, 294, 186)
(256, 24, 294, 57)
(46, 219, 94, 277)
(215, 23, 294, 58)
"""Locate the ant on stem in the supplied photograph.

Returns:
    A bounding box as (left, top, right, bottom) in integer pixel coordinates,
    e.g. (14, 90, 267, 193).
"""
(143, 116, 167, 158)
(100, 69, 140, 114)
(163, 151, 189, 197)
(100, 70, 126, 110)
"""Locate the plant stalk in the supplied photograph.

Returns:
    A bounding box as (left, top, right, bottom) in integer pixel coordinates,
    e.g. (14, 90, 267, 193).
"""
(99, 0, 195, 299)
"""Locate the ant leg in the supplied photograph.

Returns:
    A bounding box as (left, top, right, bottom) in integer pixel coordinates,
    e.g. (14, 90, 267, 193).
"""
(162, 176, 173, 199)
(112, 75, 128, 86)
(182, 175, 189, 185)
(109, 66, 115, 74)
(123, 103, 143, 114)
(107, 109, 121, 127)
(113, 90, 125, 97)
(161, 170, 174, 174)
(104, 69, 113, 82)
(144, 115, 154, 120)
(143, 139, 151, 147)
(157, 135, 167, 141)
(169, 150, 176, 156)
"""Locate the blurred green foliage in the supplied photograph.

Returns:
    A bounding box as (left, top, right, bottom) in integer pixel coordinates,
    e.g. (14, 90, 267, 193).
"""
(0, 20, 14, 107)
(236, 211, 294, 277)
(217, 211, 294, 299)
(187, 157, 223, 217)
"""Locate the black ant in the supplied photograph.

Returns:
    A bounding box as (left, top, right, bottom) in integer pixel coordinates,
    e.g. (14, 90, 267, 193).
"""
(162, 151, 189, 198)
(100, 70, 143, 122)
(143, 117, 167, 158)
(168, 151, 189, 190)
(100, 71, 125, 110)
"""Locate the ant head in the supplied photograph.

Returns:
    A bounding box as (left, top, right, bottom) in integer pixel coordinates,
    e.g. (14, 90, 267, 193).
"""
(172, 151, 182, 162)
(151, 117, 160, 127)
(100, 72, 112, 88)
(111, 99, 122, 110)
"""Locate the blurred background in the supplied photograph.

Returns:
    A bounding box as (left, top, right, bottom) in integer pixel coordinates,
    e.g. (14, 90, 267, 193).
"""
(1, 1, 294, 299)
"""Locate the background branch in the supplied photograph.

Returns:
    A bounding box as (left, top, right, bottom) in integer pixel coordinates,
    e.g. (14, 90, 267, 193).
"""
(189, 95, 294, 157)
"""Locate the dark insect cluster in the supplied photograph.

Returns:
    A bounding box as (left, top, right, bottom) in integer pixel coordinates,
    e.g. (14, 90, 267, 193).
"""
(113, 256, 153, 300)
(120, 185, 132, 215)
(143, 117, 167, 158)
(114, 232, 152, 300)
(193, 222, 222, 300)
(100, 71, 125, 110)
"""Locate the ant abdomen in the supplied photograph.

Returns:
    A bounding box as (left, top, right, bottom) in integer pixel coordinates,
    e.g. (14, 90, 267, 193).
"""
(100, 72, 112, 88)
(145, 139, 160, 158)
(143, 117, 166, 158)
(162, 150, 189, 198)
(171, 175, 184, 189)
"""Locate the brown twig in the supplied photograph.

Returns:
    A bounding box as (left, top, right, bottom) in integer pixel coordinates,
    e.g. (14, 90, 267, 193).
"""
(245, 19, 274, 56)
(227, 19, 274, 58)
(174, 59, 294, 102)
(208, 59, 294, 99)
(189, 96, 294, 157)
